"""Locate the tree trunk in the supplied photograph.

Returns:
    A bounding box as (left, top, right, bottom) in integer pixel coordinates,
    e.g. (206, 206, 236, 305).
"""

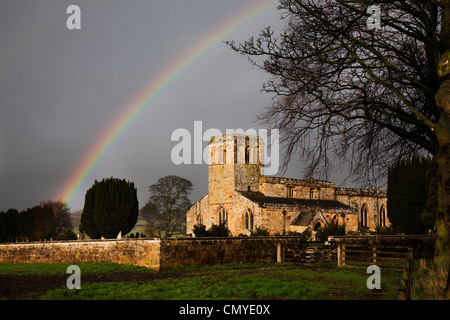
(433, 174, 449, 269)
(434, 155, 448, 268)
(435, 70, 450, 298)
(436, 147, 450, 299)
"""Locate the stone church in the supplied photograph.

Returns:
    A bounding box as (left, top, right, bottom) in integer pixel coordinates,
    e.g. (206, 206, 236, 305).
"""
(186, 133, 389, 237)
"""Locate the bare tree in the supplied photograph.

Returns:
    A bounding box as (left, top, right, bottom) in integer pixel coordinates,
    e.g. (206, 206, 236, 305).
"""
(227, 0, 450, 298)
(143, 176, 193, 238)
(140, 200, 162, 238)
(42, 200, 73, 236)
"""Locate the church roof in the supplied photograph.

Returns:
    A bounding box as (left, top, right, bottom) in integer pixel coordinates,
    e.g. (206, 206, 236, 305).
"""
(236, 191, 353, 211)
(290, 211, 317, 226)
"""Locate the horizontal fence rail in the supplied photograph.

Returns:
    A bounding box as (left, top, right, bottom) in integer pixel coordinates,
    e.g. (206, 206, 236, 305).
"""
(277, 240, 415, 300)
(278, 241, 413, 271)
(337, 243, 413, 271)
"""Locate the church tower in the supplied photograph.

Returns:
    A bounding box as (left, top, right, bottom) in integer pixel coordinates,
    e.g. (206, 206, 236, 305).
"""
(207, 133, 264, 215)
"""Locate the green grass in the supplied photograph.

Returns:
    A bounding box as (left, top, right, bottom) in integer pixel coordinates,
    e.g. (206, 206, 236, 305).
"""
(41, 275, 327, 300)
(1, 262, 402, 300)
(0, 262, 156, 275)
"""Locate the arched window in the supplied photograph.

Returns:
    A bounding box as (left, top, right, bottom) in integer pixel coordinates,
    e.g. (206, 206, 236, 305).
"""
(361, 203, 368, 228)
(257, 140, 260, 164)
(218, 146, 223, 164)
(218, 207, 227, 226)
(245, 137, 250, 164)
(197, 214, 204, 226)
(314, 221, 322, 231)
(245, 209, 254, 230)
(234, 136, 237, 164)
(223, 141, 227, 164)
(210, 148, 215, 164)
(331, 215, 338, 225)
(251, 147, 256, 164)
(380, 205, 387, 227)
(287, 186, 294, 198)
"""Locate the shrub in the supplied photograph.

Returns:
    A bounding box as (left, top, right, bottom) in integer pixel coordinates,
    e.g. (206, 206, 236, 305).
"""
(208, 221, 231, 237)
(375, 225, 395, 235)
(316, 222, 346, 242)
(273, 229, 312, 241)
(56, 229, 77, 241)
(193, 224, 209, 237)
(299, 228, 312, 242)
(250, 226, 270, 237)
(193, 222, 231, 237)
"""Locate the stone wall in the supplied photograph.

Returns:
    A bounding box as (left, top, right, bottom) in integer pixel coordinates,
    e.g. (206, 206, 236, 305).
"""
(159, 237, 301, 270)
(259, 206, 297, 235)
(0, 237, 304, 271)
(0, 240, 161, 270)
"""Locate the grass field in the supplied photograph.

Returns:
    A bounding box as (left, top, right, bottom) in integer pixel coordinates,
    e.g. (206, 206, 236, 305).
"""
(0, 262, 403, 300)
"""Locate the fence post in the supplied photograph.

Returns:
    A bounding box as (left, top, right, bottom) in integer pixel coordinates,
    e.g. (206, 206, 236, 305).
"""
(277, 242, 283, 263)
(402, 269, 411, 300)
(342, 245, 346, 266)
(337, 243, 342, 267)
(408, 247, 414, 274)
(398, 250, 413, 300)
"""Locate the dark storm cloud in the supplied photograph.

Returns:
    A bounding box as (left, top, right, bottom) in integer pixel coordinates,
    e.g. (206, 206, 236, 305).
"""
(0, 0, 287, 212)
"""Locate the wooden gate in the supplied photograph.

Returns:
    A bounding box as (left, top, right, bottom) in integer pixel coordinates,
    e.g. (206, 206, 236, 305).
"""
(278, 242, 337, 264)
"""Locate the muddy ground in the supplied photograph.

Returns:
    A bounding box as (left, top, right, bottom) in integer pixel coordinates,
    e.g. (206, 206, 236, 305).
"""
(0, 264, 385, 300)
(0, 270, 201, 300)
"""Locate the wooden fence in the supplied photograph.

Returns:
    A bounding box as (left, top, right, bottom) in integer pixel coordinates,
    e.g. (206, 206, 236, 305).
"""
(277, 241, 412, 270)
(397, 252, 415, 300)
(336, 243, 413, 271)
(277, 241, 415, 300)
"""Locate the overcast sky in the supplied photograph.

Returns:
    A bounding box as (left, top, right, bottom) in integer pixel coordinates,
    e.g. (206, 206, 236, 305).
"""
(0, 0, 353, 213)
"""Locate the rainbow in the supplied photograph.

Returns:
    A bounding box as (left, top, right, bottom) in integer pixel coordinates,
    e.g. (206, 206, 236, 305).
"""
(57, 0, 278, 209)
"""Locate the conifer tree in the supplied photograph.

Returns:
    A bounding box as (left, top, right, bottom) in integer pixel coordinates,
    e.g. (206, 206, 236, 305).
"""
(4, 209, 19, 241)
(80, 177, 138, 239)
(0, 211, 7, 242)
(79, 186, 100, 239)
(387, 157, 431, 234)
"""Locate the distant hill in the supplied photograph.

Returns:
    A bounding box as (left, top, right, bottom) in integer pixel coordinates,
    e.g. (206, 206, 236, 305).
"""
(71, 210, 82, 229)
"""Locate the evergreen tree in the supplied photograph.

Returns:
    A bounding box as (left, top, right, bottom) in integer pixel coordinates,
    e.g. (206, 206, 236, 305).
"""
(30, 203, 56, 241)
(387, 157, 431, 234)
(80, 177, 139, 239)
(0, 208, 19, 242)
(18, 207, 34, 240)
(0, 211, 7, 242)
(79, 186, 100, 239)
